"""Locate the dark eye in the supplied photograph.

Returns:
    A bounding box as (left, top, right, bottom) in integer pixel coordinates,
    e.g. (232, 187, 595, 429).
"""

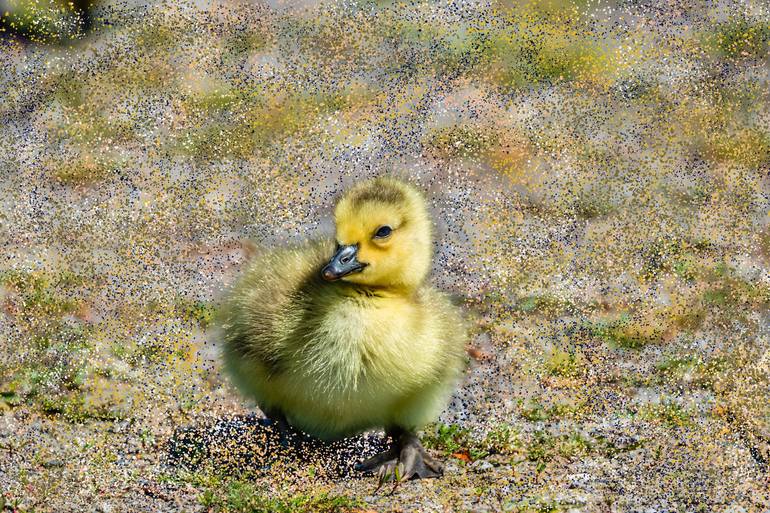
(374, 225, 392, 239)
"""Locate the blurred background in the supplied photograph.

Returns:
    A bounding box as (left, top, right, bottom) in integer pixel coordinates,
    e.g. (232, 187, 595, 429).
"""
(0, 0, 769, 511)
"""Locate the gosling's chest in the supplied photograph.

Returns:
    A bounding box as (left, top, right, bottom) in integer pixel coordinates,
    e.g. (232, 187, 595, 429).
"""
(322, 296, 417, 353)
(298, 295, 426, 387)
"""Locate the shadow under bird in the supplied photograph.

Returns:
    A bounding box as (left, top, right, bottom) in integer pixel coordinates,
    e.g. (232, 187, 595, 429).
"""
(219, 177, 467, 483)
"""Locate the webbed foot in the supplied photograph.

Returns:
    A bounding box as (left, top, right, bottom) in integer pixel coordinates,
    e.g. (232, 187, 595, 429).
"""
(355, 429, 444, 489)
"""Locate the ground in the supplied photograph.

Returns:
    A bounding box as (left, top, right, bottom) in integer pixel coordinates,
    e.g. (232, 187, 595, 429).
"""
(0, 0, 769, 511)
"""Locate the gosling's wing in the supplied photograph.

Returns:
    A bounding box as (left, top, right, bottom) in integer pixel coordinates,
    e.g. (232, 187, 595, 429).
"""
(387, 287, 469, 430)
(219, 238, 334, 375)
(420, 287, 469, 376)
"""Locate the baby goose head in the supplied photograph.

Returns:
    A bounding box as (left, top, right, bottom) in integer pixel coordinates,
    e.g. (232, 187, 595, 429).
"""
(322, 177, 432, 292)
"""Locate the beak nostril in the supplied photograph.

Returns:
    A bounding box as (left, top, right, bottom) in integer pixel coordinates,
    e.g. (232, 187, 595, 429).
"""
(324, 244, 362, 281)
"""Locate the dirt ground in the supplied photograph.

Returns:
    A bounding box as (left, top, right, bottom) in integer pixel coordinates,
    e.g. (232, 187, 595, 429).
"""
(1, 0, 769, 511)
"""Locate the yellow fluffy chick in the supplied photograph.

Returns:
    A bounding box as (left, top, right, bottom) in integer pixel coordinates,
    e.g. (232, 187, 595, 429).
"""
(219, 177, 467, 481)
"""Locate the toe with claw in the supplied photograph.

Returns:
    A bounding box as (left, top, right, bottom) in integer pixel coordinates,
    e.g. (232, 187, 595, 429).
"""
(356, 428, 444, 490)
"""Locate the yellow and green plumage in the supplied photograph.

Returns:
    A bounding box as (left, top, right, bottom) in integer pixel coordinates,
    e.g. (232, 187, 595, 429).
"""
(219, 177, 467, 466)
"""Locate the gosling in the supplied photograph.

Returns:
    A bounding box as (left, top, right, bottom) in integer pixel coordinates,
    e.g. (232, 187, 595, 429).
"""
(219, 177, 467, 481)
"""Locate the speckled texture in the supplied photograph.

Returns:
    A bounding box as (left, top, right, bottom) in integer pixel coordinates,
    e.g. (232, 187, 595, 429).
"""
(0, 0, 769, 511)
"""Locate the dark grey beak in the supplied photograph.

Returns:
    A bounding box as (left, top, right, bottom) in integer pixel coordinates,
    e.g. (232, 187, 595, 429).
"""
(322, 244, 365, 281)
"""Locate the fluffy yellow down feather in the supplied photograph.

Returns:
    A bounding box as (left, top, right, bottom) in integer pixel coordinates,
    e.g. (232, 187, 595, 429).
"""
(219, 177, 467, 446)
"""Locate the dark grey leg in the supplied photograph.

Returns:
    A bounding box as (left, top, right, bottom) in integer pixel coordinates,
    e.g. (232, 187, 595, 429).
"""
(355, 427, 401, 473)
(355, 426, 444, 486)
(395, 431, 444, 479)
(261, 407, 314, 445)
(261, 406, 288, 432)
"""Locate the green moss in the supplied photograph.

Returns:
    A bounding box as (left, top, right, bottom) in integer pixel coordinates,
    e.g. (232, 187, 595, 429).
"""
(701, 17, 770, 60)
(592, 434, 645, 458)
(638, 401, 693, 429)
(51, 77, 87, 110)
(671, 254, 698, 282)
(517, 294, 574, 317)
(668, 301, 706, 332)
(706, 129, 770, 169)
(535, 36, 598, 82)
(41, 392, 126, 423)
(544, 348, 584, 378)
(49, 155, 117, 185)
(133, 19, 179, 50)
(0, 0, 86, 44)
(657, 356, 698, 379)
(223, 29, 271, 59)
(504, 496, 577, 513)
(520, 399, 584, 422)
(572, 188, 616, 219)
(189, 474, 363, 513)
(0, 269, 101, 420)
(425, 124, 499, 160)
(703, 288, 728, 305)
(380, 18, 485, 75)
(134, 335, 170, 364)
(97, 56, 176, 92)
(606, 328, 660, 350)
(0, 388, 21, 405)
(699, 266, 770, 319)
(520, 430, 605, 473)
(421, 423, 472, 456)
(639, 237, 689, 282)
(0, 269, 84, 318)
(175, 123, 257, 161)
(556, 431, 592, 459)
(176, 298, 216, 329)
(48, 87, 135, 146)
(421, 422, 521, 461)
(655, 355, 726, 390)
(1, 322, 94, 421)
(481, 423, 522, 456)
(477, 11, 611, 92)
(186, 89, 243, 116)
(588, 313, 663, 350)
(173, 92, 347, 160)
(526, 430, 556, 473)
